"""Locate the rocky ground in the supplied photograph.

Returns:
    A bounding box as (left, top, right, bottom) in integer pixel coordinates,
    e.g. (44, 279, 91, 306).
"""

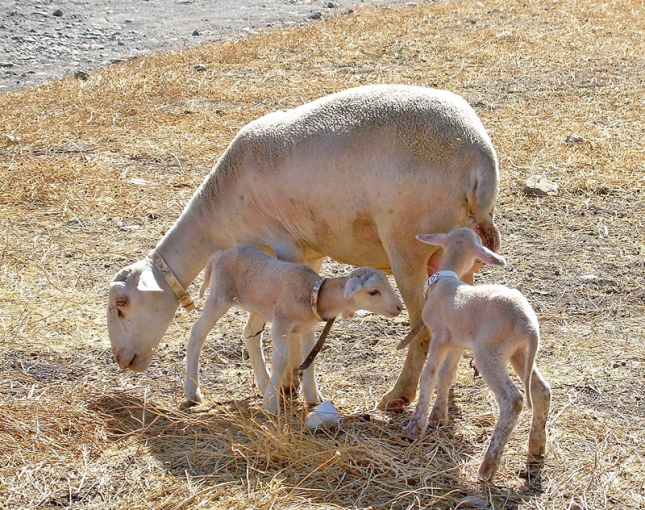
(0, 0, 411, 92)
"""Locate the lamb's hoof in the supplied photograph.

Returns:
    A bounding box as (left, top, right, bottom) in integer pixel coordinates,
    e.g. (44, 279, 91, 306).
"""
(528, 436, 547, 457)
(428, 409, 448, 428)
(478, 459, 499, 482)
(377, 394, 410, 412)
(185, 387, 203, 406)
(402, 421, 424, 441)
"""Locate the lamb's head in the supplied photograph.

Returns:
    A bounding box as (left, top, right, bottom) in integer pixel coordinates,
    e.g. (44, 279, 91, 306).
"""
(416, 227, 506, 277)
(107, 258, 179, 372)
(343, 267, 403, 318)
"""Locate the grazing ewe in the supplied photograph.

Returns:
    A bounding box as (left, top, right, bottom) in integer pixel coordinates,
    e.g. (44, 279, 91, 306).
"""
(402, 228, 551, 481)
(107, 84, 501, 411)
(185, 245, 403, 413)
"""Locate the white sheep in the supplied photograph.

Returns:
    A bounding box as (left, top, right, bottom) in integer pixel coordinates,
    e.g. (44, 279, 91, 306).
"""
(184, 244, 403, 413)
(107, 84, 501, 411)
(401, 228, 551, 481)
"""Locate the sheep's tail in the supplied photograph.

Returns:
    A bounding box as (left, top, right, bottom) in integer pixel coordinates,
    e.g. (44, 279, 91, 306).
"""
(523, 325, 540, 410)
(466, 151, 501, 253)
(199, 257, 214, 298)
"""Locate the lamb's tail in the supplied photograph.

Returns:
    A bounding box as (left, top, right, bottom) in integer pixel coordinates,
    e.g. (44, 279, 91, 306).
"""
(199, 257, 214, 298)
(523, 326, 540, 410)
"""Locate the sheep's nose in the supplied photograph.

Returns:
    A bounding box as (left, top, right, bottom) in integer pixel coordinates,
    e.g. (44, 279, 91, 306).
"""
(396, 304, 403, 313)
(114, 351, 135, 370)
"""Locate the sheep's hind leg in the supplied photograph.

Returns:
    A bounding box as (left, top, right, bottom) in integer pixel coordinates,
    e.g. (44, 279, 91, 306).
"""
(379, 249, 430, 410)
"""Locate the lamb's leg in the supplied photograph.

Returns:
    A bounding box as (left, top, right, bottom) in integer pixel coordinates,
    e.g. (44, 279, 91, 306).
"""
(403, 343, 448, 439)
(185, 297, 230, 403)
(243, 313, 270, 396)
(510, 352, 551, 457)
(428, 348, 462, 427)
(378, 251, 429, 410)
(263, 319, 295, 414)
(300, 256, 326, 405)
(475, 349, 523, 481)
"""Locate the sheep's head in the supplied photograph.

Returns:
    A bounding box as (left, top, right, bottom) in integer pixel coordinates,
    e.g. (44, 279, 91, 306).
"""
(107, 258, 179, 372)
(343, 267, 403, 318)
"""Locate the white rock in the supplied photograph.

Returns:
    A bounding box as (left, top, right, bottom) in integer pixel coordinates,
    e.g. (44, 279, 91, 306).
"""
(306, 401, 341, 429)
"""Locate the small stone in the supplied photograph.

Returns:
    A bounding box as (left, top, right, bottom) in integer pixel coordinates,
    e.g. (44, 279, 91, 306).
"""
(192, 29, 200, 36)
(0, 62, 14, 68)
(327, 2, 337, 7)
(52, 9, 63, 17)
(193, 63, 207, 71)
(523, 174, 558, 197)
(74, 70, 90, 80)
(307, 11, 322, 20)
(565, 133, 584, 144)
(456, 495, 488, 508)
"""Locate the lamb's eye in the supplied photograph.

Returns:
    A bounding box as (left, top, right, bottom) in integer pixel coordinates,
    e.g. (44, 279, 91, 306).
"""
(368, 290, 381, 296)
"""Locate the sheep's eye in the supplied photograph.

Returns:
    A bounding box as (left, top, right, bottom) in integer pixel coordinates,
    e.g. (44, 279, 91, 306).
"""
(116, 297, 128, 307)
(368, 290, 381, 296)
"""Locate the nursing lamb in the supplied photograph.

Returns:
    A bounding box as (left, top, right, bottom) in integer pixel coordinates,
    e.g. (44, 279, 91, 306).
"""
(402, 228, 551, 481)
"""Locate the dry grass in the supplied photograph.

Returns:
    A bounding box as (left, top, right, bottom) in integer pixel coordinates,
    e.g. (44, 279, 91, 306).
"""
(1, 0, 644, 508)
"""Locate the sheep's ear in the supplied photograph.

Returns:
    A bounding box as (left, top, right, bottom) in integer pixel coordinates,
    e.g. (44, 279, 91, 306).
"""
(344, 277, 363, 298)
(416, 233, 447, 247)
(476, 245, 507, 267)
(137, 267, 164, 292)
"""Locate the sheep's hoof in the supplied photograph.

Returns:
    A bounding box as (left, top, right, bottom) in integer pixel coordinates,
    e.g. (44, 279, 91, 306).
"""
(377, 394, 410, 412)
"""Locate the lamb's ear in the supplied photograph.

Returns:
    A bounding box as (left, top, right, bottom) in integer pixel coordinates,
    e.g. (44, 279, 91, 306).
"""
(416, 233, 448, 247)
(344, 277, 363, 298)
(137, 266, 164, 292)
(476, 245, 507, 267)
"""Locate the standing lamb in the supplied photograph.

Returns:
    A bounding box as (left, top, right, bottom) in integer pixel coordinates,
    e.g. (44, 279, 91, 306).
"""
(185, 245, 403, 413)
(107, 84, 501, 411)
(401, 228, 551, 481)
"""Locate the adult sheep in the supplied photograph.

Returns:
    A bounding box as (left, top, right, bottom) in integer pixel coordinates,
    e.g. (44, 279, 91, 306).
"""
(107, 84, 501, 410)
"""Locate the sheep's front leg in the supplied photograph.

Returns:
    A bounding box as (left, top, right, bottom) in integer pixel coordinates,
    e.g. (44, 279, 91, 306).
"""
(243, 313, 270, 396)
(475, 349, 523, 481)
(185, 298, 230, 403)
(403, 342, 448, 439)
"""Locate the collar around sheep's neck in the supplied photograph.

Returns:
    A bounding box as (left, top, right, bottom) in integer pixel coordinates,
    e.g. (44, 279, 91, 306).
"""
(423, 270, 459, 299)
(148, 249, 195, 312)
(311, 277, 327, 321)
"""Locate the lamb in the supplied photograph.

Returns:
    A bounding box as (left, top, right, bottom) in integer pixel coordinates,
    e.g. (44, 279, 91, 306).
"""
(401, 228, 551, 481)
(184, 244, 403, 413)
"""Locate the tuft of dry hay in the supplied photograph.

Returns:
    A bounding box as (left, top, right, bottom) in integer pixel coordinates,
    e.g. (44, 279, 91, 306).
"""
(1, 0, 644, 508)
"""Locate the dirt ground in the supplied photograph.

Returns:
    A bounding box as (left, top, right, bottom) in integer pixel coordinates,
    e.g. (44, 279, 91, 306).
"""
(0, 0, 411, 91)
(1, 0, 644, 508)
